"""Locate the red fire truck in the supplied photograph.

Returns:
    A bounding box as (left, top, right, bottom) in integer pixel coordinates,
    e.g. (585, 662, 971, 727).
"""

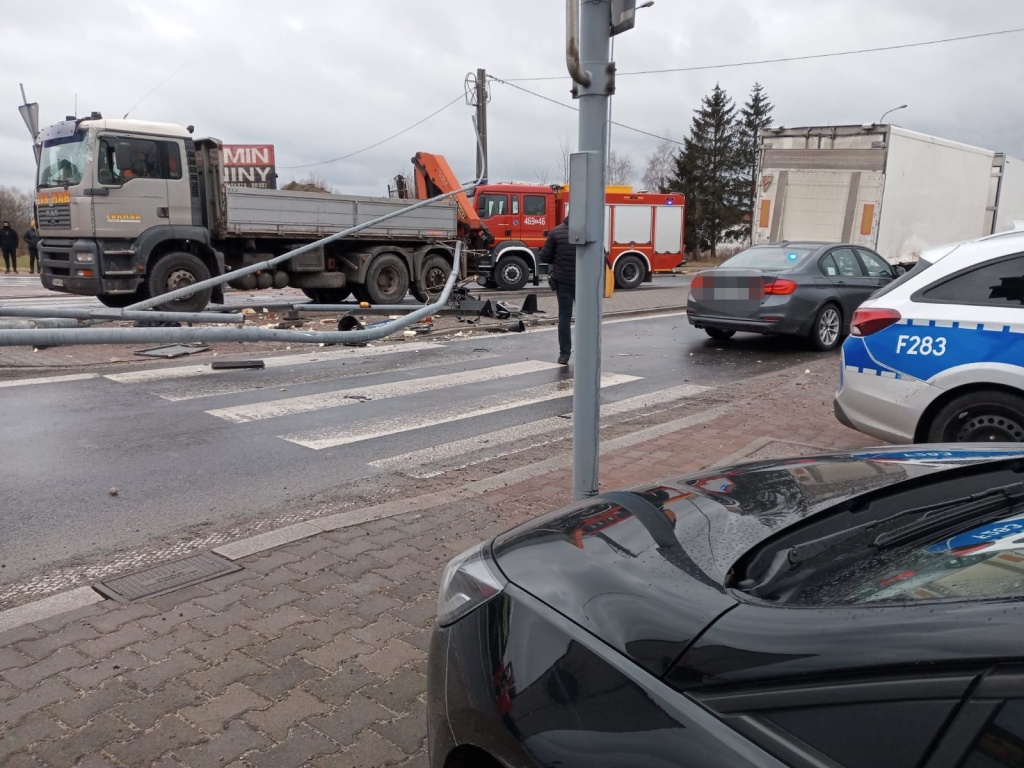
(408, 153, 686, 291)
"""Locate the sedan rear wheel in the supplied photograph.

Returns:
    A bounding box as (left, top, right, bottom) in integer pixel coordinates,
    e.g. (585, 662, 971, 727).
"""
(809, 303, 842, 351)
(926, 391, 1024, 443)
(705, 327, 735, 341)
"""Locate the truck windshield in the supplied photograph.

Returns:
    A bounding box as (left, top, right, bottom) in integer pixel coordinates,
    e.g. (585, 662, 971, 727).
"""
(38, 131, 88, 188)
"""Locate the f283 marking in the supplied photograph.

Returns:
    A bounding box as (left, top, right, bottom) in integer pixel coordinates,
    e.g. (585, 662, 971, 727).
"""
(896, 334, 947, 356)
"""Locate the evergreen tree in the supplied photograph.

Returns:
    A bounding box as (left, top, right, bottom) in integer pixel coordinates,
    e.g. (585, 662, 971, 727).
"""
(669, 84, 745, 257)
(738, 83, 774, 242)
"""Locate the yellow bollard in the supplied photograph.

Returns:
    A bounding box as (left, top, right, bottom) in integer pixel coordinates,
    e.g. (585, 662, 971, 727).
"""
(604, 264, 615, 298)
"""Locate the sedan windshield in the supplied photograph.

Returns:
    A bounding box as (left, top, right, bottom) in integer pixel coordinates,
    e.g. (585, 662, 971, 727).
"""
(722, 246, 815, 271)
(38, 131, 87, 188)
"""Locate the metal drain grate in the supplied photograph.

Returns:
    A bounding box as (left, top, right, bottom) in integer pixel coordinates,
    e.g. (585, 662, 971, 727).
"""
(95, 553, 241, 603)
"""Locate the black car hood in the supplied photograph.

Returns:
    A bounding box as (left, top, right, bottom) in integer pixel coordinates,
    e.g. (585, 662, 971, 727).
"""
(492, 446, 1024, 677)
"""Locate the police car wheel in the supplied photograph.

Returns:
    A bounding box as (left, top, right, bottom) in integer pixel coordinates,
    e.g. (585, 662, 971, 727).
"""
(927, 391, 1024, 443)
(809, 303, 842, 351)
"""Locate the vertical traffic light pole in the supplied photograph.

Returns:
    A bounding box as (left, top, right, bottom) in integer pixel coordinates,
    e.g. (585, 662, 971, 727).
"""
(566, 0, 613, 499)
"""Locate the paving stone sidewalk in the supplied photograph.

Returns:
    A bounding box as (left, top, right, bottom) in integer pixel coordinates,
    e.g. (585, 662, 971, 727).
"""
(0, 358, 877, 767)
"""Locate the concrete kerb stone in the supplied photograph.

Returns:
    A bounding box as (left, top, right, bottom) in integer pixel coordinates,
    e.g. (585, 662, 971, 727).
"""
(0, 587, 106, 634)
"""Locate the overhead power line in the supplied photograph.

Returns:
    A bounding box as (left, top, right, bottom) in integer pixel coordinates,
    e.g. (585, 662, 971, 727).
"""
(488, 76, 683, 146)
(280, 94, 464, 169)
(503, 26, 1024, 82)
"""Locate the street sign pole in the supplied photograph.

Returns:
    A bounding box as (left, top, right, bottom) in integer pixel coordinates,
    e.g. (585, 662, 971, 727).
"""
(566, 0, 613, 499)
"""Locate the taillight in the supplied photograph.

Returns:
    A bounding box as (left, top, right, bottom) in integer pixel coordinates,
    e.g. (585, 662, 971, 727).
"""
(851, 308, 902, 336)
(763, 278, 797, 295)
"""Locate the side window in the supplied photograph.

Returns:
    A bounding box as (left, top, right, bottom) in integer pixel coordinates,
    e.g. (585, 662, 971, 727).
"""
(857, 249, 893, 277)
(922, 255, 1024, 307)
(961, 699, 1024, 766)
(477, 194, 509, 220)
(511, 196, 520, 216)
(832, 248, 866, 277)
(524, 195, 547, 216)
(98, 136, 182, 184)
(820, 254, 839, 277)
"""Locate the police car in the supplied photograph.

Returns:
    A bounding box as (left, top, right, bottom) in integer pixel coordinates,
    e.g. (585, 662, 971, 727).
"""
(835, 227, 1024, 444)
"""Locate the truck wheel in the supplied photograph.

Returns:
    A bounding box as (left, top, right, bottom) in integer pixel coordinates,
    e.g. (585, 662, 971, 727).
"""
(98, 288, 147, 308)
(410, 255, 451, 303)
(494, 255, 529, 291)
(614, 255, 645, 290)
(364, 253, 409, 304)
(147, 252, 212, 313)
(808, 303, 842, 351)
(926, 390, 1024, 443)
(301, 288, 351, 304)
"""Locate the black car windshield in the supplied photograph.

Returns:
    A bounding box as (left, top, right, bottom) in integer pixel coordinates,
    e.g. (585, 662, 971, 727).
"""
(38, 131, 87, 188)
(722, 246, 816, 271)
(732, 462, 1024, 606)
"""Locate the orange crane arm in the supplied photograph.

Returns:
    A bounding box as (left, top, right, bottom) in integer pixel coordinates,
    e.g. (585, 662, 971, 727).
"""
(411, 152, 486, 235)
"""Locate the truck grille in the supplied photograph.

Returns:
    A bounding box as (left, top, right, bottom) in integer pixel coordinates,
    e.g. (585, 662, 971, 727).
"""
(37, 203, 72, 229)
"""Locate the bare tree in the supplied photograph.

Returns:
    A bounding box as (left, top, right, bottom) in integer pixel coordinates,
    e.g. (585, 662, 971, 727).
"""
(556, 135, 574, 184)
(641, 140, 677, 192)
(281, 174, 336, 194)
(532, 168, 551, 184)
(607, 151, 636, 186)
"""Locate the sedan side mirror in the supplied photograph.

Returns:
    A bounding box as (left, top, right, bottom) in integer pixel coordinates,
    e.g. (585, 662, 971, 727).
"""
(894, 266, 906, 276)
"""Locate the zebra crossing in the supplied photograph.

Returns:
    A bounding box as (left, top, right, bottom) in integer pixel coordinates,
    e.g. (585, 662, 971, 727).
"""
(19, 343, 714, 478)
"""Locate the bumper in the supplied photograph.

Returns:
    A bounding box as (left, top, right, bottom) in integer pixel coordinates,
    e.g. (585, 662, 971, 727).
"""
(39, 238, 142, 297)
(687, 312, 807, 337)
(834, 368, 938, 444)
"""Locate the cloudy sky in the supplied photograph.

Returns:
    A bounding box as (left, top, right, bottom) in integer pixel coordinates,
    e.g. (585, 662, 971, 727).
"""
(2, 0, 1023, 196)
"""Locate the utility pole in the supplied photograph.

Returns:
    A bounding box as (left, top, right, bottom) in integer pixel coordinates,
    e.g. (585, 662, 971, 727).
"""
(466, 68, 490, 181)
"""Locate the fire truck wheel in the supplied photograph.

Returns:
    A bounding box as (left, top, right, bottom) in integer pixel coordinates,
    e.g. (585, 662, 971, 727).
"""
(364, 253, 410, 304)
(494, 254, 529, 291)
(301, 288, 351, 304)
(410, 255, 451, 303)
(147, 252, 212, 313)
(614, 254, 645, 290)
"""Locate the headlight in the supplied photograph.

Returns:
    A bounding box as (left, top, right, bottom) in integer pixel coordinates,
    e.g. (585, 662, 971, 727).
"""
(436, 542, 507, 627)
(73, 251, 95, 263)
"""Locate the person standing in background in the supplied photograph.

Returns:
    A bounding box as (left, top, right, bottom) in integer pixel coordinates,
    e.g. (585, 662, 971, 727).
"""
(24, 220, 40, 274)
(0, 221, 19, 274)
(538, 215, 576, 365)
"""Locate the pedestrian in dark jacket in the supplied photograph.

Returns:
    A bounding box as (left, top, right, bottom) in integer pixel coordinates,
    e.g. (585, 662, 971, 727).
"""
(24, 220, 40, 274)
(538, 216, 576, 364)
(0, 221, 18, 274)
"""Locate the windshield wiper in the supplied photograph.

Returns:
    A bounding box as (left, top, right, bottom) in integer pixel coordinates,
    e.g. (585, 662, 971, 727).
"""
(873, 482, 1024, 548)
(739, 482, 1024, 597)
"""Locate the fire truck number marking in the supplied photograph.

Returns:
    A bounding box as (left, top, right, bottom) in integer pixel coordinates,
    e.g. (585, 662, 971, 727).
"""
(524, 217, 546, 226)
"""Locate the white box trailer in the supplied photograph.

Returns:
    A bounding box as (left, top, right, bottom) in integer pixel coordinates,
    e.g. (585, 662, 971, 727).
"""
(753, 125, 1024, 268)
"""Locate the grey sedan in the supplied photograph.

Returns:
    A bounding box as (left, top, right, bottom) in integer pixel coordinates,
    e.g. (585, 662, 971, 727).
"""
(686, 242, 898, 351)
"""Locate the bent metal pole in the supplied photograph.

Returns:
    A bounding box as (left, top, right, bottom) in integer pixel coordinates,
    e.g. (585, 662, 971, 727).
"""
(0, 245, 462, 348)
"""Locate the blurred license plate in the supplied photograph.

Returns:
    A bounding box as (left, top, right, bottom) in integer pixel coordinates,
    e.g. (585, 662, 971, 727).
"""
(51, 277, 65, 287)
(692, 276, 762, 314)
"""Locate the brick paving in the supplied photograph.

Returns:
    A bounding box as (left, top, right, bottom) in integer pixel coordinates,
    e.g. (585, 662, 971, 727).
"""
(0, 353, 880, 767)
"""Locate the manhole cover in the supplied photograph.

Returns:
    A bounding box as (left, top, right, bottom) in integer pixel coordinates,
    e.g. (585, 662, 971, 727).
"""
(95, 553, 241, 603)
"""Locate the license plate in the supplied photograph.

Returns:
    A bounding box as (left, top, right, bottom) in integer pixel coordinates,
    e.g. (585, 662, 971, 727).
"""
(51, 277, 65, 287)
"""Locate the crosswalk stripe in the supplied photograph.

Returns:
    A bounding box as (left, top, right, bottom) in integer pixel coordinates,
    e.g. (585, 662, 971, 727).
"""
(157, 348, 499, 402)
(281, 373, 642, 450)
(369, 383, 713, 477)
(104, 342, 442, 384)
(206, 360, 563, 423)
(0, 373, 100, 388)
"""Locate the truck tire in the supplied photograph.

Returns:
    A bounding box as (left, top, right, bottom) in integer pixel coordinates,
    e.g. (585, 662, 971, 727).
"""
(494, 254, 529, 291)
(410, 255, 451, 303)
(301, 288, 351, 304)
(614, 254, 645, 290)
(925, 390, 1024, 443)
(98, 287, 147, 308)
(364, 253, 410, 304)
(147, 252, 212, 313)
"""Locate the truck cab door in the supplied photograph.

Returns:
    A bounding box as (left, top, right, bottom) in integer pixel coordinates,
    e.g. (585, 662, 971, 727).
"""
(92, 135, 171, 240)
(521, 193, 551, 251)
(476, 192, 512, 241)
